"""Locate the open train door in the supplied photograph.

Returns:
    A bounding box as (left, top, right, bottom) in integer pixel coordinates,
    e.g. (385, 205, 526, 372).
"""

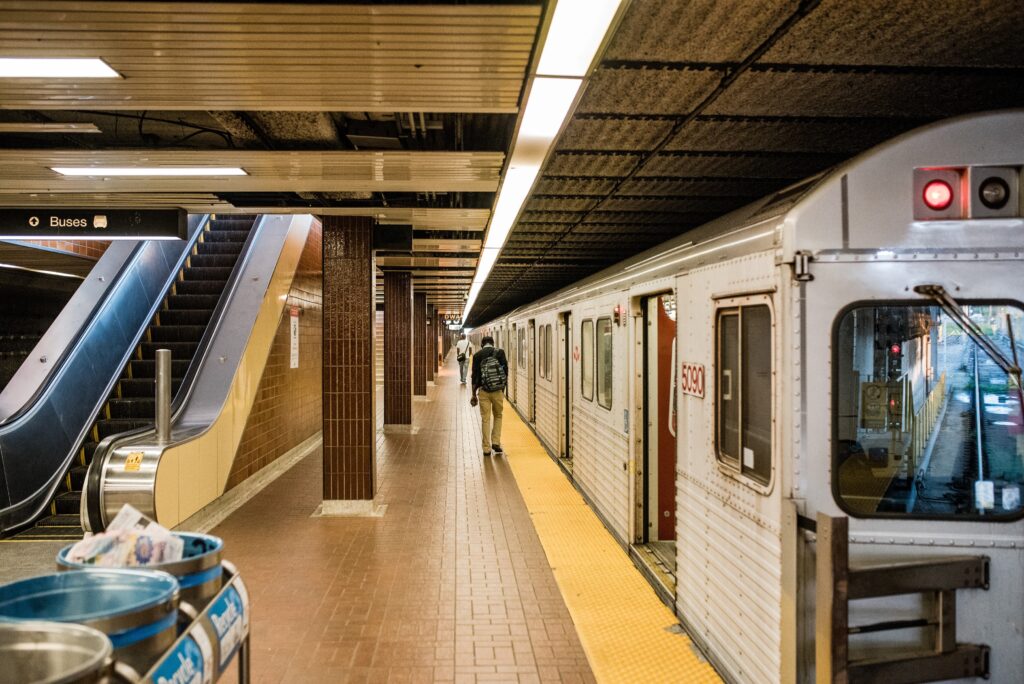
(640, 293, 678, 569)
(558, 312, 572, 460)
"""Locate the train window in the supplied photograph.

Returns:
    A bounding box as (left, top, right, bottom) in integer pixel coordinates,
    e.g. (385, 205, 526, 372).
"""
(538, 325, 548, 380)
(597, 318, 613, 409)
(716, 304, 772, 485)
(581, 319, 594, 401)
(546, 324, 553, 380)
(834, 302, 1024, 520)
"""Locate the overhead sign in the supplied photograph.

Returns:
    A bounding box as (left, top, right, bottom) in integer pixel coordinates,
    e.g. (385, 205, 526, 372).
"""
(0, 208, 187, 240)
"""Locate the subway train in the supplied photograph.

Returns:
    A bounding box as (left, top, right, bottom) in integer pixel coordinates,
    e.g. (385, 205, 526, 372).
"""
(471, 110, 1024, 683)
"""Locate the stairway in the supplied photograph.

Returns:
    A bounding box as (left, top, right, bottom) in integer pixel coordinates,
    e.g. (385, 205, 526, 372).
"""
(8, 215, 256, 541)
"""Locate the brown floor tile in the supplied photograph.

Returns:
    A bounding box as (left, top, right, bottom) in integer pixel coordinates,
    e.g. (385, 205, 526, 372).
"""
(216, 359, 594, 683)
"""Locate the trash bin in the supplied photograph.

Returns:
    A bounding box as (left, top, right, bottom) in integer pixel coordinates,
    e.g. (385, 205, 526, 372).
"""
(0, 569, 179, 674)
(59, 532, 224, 608)
(0, 620, 113, 684)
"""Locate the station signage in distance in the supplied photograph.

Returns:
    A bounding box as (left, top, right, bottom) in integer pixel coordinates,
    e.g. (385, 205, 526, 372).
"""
(0, 208, 187, 240)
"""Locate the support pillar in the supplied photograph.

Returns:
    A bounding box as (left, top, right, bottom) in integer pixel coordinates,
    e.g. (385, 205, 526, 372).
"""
(383, 271, 413, 424)
(322, 216, 376, 509)
(426, 304, 435, 384)
(413, 292, 427, 396)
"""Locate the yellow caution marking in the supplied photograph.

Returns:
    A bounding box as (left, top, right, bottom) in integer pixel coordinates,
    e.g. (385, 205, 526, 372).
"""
(501, 411, 721, 684)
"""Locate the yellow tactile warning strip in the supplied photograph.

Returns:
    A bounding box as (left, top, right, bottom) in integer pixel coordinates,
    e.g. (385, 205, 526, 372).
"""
(500, 411, 723, 684)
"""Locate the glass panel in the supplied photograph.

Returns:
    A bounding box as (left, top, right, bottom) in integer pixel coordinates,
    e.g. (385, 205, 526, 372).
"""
(741, 305, 772, 484)
(597, 318, 613, 409)
(717, 311, 740, 464)
(582, 320, 594, 400)
(834, 303, 1024, 519)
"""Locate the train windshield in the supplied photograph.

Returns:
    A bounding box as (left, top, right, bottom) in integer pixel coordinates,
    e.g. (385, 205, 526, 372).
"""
(834, 302, 1024, 520)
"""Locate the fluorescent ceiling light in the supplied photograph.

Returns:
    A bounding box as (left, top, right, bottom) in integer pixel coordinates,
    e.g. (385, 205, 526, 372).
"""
(52, 167, 248, 177)
(474, 248, 501, 282)
(0, 262, 82, 279)
(536, 0, 623, 77)
(484, 165, 541, 252)
(517, 77, 582, 142)
(0, 58, 120, 78)
(0, 123, 101, 134)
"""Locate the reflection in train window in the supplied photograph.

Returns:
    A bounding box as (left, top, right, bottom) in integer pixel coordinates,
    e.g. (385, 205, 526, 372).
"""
(716, 305, 772, 484)
(597, 318, 613, 410)
(834, 302, 1024, 520)
(581, 319, 594, 401)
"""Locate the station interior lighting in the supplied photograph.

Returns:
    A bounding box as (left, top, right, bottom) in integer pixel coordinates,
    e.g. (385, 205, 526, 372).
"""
(52, 167, 248, 177)
(461, 0, 623, 322)
(0, 123, 101, 134)
(0, 58, 120, 78)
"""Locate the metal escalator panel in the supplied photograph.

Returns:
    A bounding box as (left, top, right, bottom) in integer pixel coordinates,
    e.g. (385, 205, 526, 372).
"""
(0, 217, 208, 535)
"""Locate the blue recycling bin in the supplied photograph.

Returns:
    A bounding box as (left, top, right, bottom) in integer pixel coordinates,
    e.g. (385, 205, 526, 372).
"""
(58, 532, 224, 608)
(0, 569, 179, 674)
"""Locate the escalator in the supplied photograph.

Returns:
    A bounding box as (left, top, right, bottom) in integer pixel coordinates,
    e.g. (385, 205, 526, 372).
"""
(6, 215, 257, 541)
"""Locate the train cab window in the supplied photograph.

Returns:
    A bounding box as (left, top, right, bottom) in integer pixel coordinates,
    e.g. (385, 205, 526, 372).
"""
(597, 318, 613, 409)
(716, 304, 772, 485)
(581, 319, 594, 401)
(834, 302, 1024, 520)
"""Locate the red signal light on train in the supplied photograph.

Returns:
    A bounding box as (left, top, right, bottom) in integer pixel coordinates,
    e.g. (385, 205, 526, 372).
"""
(890, 343, 901, 355)
(923, 180, 953, 210)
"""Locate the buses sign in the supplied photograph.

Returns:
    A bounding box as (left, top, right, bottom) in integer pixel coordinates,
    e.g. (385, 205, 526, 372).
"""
(0, 208, 187, 239)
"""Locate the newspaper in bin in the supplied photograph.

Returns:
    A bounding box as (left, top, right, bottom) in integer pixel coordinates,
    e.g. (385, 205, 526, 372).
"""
(67, 504, 184, 566)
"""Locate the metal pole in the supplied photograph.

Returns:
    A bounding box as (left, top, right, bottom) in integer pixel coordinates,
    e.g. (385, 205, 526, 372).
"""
(238, 635, 251, 684)
(155, 348, 171, 444)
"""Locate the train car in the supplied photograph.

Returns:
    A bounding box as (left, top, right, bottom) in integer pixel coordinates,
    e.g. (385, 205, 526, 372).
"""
(471, 110, 1024, 683)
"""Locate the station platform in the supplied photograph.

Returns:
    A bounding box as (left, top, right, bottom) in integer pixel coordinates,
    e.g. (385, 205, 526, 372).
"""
(0, 356, 720, 684)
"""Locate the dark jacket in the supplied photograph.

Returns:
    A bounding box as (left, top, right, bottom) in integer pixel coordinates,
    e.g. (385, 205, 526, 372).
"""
(472, 345, 508, 392)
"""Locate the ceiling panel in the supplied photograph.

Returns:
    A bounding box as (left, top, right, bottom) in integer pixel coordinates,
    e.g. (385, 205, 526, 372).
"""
(0, 2, 540, 112)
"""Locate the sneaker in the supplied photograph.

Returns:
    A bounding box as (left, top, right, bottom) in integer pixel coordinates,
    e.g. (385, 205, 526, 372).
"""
(483, 451, 492, 457)
(491, 444, 503, 454)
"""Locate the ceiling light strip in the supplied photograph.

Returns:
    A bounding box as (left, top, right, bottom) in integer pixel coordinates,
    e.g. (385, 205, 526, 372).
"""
(462, 0, 624, 322)
(52, 167, 248, 177)
(0, 58, 120, 79)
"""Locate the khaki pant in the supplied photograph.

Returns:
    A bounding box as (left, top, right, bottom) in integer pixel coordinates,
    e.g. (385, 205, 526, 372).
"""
(478, 389, 504, 452)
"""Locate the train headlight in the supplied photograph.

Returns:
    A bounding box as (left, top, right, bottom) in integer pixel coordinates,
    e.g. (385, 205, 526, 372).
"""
(923, 180, 953, 210)
(967, 166, 1018, 219)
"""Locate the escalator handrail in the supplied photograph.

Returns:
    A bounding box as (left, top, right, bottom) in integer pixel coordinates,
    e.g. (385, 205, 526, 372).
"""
(0, 215, 210, 533)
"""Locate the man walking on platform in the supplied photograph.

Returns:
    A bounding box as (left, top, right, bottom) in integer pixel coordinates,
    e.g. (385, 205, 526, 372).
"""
(455, 333, 472, 384)
(470, 336, 508, 456)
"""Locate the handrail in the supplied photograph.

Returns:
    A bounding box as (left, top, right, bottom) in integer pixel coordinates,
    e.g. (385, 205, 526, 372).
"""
(0, 215, 208, 533)
(84, 215, 310, 531)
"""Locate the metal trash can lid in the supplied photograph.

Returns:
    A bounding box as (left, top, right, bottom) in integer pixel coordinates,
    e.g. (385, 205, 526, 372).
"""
(0, 620, 112, 684)
(0, 570, 178, 623)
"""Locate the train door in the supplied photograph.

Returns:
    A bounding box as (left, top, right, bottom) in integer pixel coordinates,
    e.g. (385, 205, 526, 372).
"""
(528, 319, 536, 423)
(508, 323, 517, 402)
(640, 293, 678, 569)
(558, 312, 572, 460)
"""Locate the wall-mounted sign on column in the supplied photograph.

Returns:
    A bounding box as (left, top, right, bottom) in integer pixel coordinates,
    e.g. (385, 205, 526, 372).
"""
(0, 208, 187, 239)
(289, 306, 300, 369)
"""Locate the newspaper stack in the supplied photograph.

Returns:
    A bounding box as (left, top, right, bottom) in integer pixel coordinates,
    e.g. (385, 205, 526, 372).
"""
(67, 504, 184, 567)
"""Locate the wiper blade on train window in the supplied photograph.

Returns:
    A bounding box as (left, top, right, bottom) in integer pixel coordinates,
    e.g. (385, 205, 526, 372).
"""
(913, 284, 1023, 390)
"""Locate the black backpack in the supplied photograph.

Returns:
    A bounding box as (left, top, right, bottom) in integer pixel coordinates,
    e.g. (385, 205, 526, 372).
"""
(480, 351, 507, 391)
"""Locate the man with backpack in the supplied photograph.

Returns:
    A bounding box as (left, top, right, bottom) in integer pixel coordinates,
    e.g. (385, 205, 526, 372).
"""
(470, 335, 508, 456)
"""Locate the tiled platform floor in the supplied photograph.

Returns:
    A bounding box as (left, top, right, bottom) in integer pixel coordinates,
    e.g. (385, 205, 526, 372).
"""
(214, 360, 594, 683)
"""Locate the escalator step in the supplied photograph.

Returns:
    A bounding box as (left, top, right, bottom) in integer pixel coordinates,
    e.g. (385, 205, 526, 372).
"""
(196, 242, 245, 255)
(159, 309, 213, 326)
(118, 378, 183, 397)
(167, 294, 220, 310)
(204, 230, 249, 243)
(108, 397, 155, 419)
(68, 466, 87, 491)
(8, 522, 82, 541)
(190, 253, 239, 268)
(36, 514, 80, 528)
(139, 341, 197, 358)
(96, 419, 150, 439)
(54, 491, 81, 515)
(129, 359, 190, 378)
(151, 325, 207, 342)
(81, 441, 97, 463)
(208, 217, 255, 230)
(183, 266, 234, 281)
(176, 280, 228, 296)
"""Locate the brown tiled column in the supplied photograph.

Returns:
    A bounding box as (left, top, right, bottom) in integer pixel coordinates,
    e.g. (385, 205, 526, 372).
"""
(383, 270, 413, 424)
(322, 216, 376, 506)
(425, 304, 435, 383)
(413, 292, 427, 395)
